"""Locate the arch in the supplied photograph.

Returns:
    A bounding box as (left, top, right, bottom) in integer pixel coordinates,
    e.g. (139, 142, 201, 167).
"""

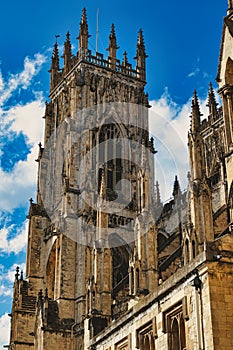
(185, 238, 190, 264)
(46, 241, 56, 298)
(98, 122, 127, 200)
(192, 240, 196, 259)
(136, 268, 140, 291)
(225, 57, 233, 85)
(130, 266, 134, 294)
(150, 334, 155, 350)
(144, 334, 150, 350)
(109, 234, 132, 298)
(171, 318, 179, 350)
(180, 317, 186, 350)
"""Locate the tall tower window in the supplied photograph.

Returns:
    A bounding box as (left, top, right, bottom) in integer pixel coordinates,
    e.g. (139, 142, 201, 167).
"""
(98, 123, 123, 200)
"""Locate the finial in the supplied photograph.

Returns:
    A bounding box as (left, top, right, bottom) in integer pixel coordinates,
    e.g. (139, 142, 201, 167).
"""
(29, 198, 33, 204)
(190, 90, 202, 133)
(49, 41, 60, 91)
(55, 34, 60, 43)
(207, 82, 218, 120)
(123, 51, 128, 65)
(137, 29, 146, 51)
(107, 23, 119, 68)
(135, 29, 147, 81)
(63, 31, 72, 75)
(20, 270, 23, 281)
(172, 175, 181, 198)
(78, 7, 90, 55)
(81, 7, 87, 23)
(15, 266, 20, 281)
(155, 181, 161, 205)
(111, 23, 116, 37)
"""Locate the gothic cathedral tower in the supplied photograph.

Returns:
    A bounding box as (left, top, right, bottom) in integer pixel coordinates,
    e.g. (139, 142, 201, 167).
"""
(8, 9, 157, 350)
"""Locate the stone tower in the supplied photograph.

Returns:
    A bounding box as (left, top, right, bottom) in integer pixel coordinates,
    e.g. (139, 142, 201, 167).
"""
(8, 3, 233, 350)
(8, 8, 157, 350)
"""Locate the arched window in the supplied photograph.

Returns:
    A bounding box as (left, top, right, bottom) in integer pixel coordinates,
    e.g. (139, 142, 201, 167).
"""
(46, 242, 56, 298)
(192, 240, 196, 259)
(98, 123, 123, 200)
(136, 268, 140, 293)
(150, 336, 155, 350)
(109, 234, 132, 299)
(130, 267, 134, 295)
(167, 306, 187, 350)
(171, 318, 179, 350)
(225, 57, 233, 85)
(144, 334, 150, 350)
(180, 317, 186, 350)
(185, 239, 189, 264)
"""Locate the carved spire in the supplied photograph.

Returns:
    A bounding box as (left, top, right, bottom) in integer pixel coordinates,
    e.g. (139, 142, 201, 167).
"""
(15, 266, 20, 281)
(155, 181, 161, 206)
(207, 82, 218, 120)
(78, 8, 90, 56)
(190, 90, 202, 133)
(172, 175, 181, 198)
(123, 51, 128, 66)
(49, 41, 60, 91)
(135, 29, 148, 81)
(63, 32, 72, 76)
(107, 24, 119, 69)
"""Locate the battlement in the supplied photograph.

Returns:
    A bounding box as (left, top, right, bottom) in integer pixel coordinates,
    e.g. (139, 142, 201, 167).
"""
(49, 9, 147, 92)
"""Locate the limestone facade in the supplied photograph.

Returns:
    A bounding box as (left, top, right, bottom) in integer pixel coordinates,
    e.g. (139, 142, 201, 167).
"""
(8, 4, 233, 350)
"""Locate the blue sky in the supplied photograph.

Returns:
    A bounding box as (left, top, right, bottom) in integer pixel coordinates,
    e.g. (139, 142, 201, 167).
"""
(0, 0, 227, 347)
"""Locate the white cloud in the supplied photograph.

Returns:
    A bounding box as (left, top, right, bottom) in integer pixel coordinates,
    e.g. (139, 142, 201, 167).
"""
(0, 53, 46, 107)
(0, 55, 45, 212)
(0, 221, 27, 255)
(0, 313, 10, 348)
(187, 57, 201, 78)
(187, 67, 200, 78)
(0, 285, 12, 297)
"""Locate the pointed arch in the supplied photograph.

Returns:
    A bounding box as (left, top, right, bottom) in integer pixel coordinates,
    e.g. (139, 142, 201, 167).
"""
(109, 233, 132, 298)
(46, 241, 57, 298)
(192, 240, 196, 259)
(144, 334, 150, 350)
(171, 318, 179, 350)
(185, 238, 190, 264)
(180, 317, 186, 350)
(225, 57, 233, 85)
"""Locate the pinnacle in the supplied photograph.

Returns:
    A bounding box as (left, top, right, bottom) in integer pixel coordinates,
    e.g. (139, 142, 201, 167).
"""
(191, 90, 201, 114)
(172, 175, 181, 197)
(81, 7, 87, 24)
(111, 23, 116, 36)
(207, 82, 218, 106)
(137, 29, 145, 48)
(190, 90, 202, 132)
(123, 51, 128, 64)
(155, 181, 161, 205)
(66, 31, 71, 41)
